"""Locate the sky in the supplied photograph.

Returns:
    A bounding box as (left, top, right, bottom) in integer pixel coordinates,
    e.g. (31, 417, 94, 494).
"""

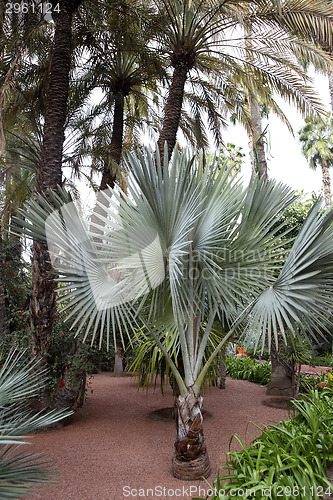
(222, 71, 331, 198)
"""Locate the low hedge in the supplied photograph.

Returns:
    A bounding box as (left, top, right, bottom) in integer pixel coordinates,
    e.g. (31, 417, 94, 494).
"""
(225, 355, 271, 386)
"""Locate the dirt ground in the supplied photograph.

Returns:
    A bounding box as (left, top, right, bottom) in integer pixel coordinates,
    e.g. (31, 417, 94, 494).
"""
(27, 374, 289, 500)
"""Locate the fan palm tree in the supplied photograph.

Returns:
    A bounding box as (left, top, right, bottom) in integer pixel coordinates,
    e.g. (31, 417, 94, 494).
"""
(299, 114, 333, 206)
(18, 147, 333, 480)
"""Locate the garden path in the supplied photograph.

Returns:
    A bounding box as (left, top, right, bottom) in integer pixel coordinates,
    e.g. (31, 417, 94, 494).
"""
(27, 374, 289, 500)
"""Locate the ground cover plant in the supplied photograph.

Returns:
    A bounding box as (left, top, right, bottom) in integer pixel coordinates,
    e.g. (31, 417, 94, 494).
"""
(197, 387, 333, 500)
(225, 355, 271, 386)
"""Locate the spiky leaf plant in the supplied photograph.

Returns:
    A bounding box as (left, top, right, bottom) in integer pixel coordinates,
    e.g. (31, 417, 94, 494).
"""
(0, 350, 71, 498)
(17, 147, 333, 480)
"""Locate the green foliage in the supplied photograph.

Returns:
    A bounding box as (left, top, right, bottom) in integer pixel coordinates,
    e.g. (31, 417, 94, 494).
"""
(198, 388, 333, 500)
(299, 115, 333, 172)
(0, 251, 113, 410)
(211, 144, 245, 175)
(274, 196, 314, 251)
(278, 334, 312, 367)
(225, 355, 271, 386)
(45, 313, 112, 409)
(245, 348, 270, 361)
(310, 352, 333, 368)
(129, 328, 225, 394)
(2, 254, 31, 347)
(0, 350, 71, 499)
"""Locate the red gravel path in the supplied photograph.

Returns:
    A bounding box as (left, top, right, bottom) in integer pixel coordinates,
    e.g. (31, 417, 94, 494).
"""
(27, 374, 288, 500)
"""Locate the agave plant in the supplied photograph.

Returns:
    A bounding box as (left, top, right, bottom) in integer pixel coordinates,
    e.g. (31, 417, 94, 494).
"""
(0, 349, 71, 498)
(18, 147, 333, 480)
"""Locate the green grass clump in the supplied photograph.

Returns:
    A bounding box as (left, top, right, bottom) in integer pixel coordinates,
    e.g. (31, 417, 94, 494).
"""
(225, 355, 271, 386)
(197, 388, 333, 500)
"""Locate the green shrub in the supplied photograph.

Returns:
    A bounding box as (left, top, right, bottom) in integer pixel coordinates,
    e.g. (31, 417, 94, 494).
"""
(225, 355, 271, 386)
(0, 252, 115, 410)
(197, 388, 333, 500)
(245, 348, 270, 361)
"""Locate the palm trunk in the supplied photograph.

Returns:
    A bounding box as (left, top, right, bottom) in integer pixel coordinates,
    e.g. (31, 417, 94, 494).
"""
(249, 96, 268, 180)
(31, 0, 81, 358)
(157, 65, 188, 165)
(0, 233, 9, 338)
(172, 390, 210, 480)
(219, 348, 226, 389)
(100, 94, 124, 191)
(321, 159, 331, 207)
(329, 70, 333, 113)
(267, 343, 293, 397)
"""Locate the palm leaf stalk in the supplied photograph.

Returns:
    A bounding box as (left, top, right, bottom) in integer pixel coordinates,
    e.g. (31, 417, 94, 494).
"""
(17, 147, 333, 480)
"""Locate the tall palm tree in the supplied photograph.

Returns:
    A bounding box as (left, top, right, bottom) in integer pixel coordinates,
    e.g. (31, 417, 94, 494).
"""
(238, 0, 333, 179)
(31, 0, 82, 360)
(155, 0, 333, 165)
(19, 148, 333, 480)
(299, 115, 333, 206)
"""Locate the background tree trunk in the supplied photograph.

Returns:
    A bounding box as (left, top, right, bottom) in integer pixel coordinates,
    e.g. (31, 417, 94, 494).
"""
(321, 159, 331, 207)
(266, 344, 293, 397)
(0, 232, 9, 338)
(99, 94, 124, 191)
(31, 0, 81, 359)
(249, 95, 268, 180)
(329, 70, 333, 113)
(157, 65, 188, 164)
(91, 94, 125, 375)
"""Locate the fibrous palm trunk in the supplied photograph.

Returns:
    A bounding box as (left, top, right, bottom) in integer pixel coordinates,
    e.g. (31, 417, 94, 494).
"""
(31, 0, 81, 358)
(157, 65, 188, 164)
(329, 70, 333, 112)
(0, 233, 9, 338)
(249, 95, 268, 180)
(172, 390, 210, 480)
(219, 348, 226, 389)
(266, 343, 293, 397)
(322, 159, 332, 207)
(100, 93, 124, 191)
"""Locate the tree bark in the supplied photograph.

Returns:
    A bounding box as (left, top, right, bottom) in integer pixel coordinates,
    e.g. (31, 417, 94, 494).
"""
(0, 232, 9, 338)
(35, 0, 79, 193)
(219, 348, 226, 389)
(249, 95, 268, 180)
(100, 94, 124, 191)
(172, 390, 210, 480)
(31, 0, 81, 358)
(266, 344, 293, 397)
(321, 159, 331, 207)
(329, 70, 333, 113)
(157, 65, 188, 165)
